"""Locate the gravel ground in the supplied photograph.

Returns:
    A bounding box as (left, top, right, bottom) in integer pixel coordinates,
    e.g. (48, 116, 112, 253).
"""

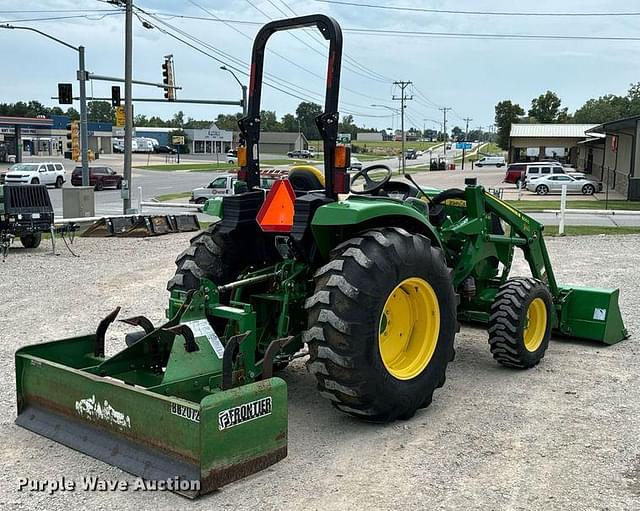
(1, 233, 639, 510)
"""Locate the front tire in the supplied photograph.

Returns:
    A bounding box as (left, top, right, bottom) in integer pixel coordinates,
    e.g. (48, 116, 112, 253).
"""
(488, 278, 552, 368)
(31, 178, 39, 185)
(306, 227, 457, 422)
(55, 176, 63, 188)
(582, 184, 595, 195)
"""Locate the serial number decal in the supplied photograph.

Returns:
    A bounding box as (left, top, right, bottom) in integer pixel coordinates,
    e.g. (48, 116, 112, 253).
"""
(218, 397, 272, 431)
(171, 403, 201, 423)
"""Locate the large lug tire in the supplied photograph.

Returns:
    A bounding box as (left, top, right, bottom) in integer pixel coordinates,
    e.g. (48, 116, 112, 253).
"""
(20, 232, 42, 249)
(167, 222, 277, 293)
(487, 278, 553, 369)
(306, 227, 457, 422)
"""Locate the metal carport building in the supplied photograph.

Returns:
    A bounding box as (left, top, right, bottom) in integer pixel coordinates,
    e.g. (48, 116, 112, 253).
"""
(509, 124, 596, 166)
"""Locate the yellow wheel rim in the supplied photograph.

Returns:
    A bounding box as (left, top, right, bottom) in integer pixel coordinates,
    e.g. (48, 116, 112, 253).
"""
(378, 277, 440, 380)
(523, 298, 547, 352)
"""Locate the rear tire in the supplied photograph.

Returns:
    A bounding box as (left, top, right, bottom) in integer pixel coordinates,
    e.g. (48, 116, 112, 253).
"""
(94, 180, 103, 191)
(306, 227, 457, 422)
(167, 222, 277, 293)
(536, 184, 548, 195)
(20, 232, 42, 249)
(488, 278, 552, 369)
(31, 178, 39, 185)
(55, 176, 63, 188)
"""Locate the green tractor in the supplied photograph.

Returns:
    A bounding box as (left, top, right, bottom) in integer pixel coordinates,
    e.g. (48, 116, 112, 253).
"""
(15, 15, 627, 497)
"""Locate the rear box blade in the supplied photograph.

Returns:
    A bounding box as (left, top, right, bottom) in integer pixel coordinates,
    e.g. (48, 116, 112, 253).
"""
(15, 338, 287, 498)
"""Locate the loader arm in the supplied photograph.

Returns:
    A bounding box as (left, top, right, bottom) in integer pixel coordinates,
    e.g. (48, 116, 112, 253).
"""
(445, 184, 626, 344)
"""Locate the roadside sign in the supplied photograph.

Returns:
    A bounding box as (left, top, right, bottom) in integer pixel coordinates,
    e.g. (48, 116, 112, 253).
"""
(115, 106, 125, 128)
(172, 135, 185, 145)
(338, 133, 351, 144)
(456, 142, 472, 150)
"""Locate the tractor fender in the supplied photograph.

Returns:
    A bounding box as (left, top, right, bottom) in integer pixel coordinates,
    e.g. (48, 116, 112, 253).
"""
(310, 197, 443, 259)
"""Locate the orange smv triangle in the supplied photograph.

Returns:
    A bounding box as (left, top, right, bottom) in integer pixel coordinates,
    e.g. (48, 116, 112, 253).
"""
(257, 179, 296, 232)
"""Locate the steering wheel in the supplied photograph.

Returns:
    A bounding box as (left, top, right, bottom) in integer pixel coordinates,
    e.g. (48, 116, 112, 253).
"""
(350, 164, 392, 195)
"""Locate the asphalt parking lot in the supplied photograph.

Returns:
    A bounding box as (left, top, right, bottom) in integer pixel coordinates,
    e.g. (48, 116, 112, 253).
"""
(0, 232, 638, 510)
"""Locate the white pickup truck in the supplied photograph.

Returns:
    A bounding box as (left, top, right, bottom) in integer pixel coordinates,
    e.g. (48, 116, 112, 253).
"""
(5, 162, 66, 188)
(190, 171, 285, 204)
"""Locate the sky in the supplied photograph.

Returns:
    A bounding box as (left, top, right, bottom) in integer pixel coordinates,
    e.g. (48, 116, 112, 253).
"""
(2, 0, 640, 132)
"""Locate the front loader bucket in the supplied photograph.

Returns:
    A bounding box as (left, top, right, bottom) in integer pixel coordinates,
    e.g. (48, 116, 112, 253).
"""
(557, 286, 628, 345)
(15, 334, 287, 497)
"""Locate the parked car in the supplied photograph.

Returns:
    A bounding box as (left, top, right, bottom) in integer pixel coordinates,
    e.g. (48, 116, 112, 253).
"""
(475, 155, 505, 168)
(287, 149, 313, 158)
(526, 174, 602, 196)
(154, 145, 177, 154)
(405, 149, 417, 160)
(504, 161, 583, 187)
(5, 162, 66, 188)
(349, 156, 363, 171)
(71, 166, 122, 191)
(190, 173, 280, 203)
(415, 150, 424, 157)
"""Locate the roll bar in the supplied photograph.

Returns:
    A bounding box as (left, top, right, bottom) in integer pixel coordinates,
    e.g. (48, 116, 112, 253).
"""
(237, 14, 343, 199)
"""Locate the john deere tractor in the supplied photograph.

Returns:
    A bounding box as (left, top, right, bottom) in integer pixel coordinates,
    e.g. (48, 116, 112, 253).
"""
(15, 15, 627, 497)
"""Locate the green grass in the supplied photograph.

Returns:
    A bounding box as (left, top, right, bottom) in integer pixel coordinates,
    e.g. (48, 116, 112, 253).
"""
(136, 159, 311, 172)
(136, 163, 235, 171)
(544, 225, 640, 236)
(507, 200, 640, 211)
(154, 192, 191, 202)
(476, 142, 504, 156)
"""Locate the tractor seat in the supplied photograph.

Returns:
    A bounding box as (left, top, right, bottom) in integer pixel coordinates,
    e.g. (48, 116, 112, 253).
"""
(289, 165, 325, 192)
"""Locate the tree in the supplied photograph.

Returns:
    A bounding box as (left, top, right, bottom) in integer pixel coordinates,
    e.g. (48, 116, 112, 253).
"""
(295, 101, 322, 139)
(260, 110, 282, 131)
(87, 101, 114, 122)
(65, 107, 80, 121)
(495, 100, 524, 150)
(170, 110, 185, 128)
(528, 90, 566, 123)
(281, 113, 297, 132)
(451, 126, 463, 141)
(215, 112, 243, 130)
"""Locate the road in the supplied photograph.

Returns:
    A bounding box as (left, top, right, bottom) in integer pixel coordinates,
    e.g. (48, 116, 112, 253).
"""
(14, 153, 639, 227)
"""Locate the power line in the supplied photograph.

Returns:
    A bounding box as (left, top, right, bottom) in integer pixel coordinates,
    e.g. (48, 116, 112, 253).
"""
(0, 13, 122, 23)
(133, 7, 388, 118)
(315, 0, 640, 17)
(343, 27, 640, 42)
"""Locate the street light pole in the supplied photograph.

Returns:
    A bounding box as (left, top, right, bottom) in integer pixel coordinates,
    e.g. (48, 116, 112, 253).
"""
(1, 24, 89, 185)
(220, 66, 247, 117)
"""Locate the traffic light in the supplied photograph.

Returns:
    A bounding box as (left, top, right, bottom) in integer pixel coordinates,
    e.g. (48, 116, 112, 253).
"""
(162, 55, 176, 101)
(58, 83, 73, 105)
(65, 121, 80, 161)
(111, 86, 121, 107)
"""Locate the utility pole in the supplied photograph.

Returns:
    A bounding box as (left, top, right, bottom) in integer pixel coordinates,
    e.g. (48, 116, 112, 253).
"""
(78, 46, 89, 186)
(123, 0, 133, 213)
(439, 107, 451, 156)
(392, 80, 412, 174)
(462, 117, 472, 170)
